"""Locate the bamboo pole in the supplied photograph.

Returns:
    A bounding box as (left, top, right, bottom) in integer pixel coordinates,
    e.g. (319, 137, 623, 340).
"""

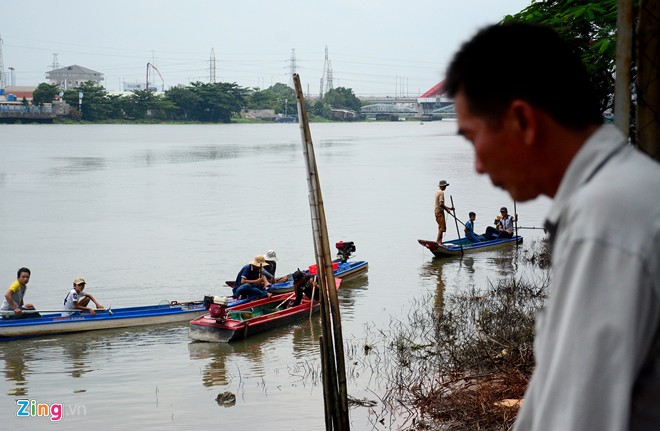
(294, 73, 350, 430)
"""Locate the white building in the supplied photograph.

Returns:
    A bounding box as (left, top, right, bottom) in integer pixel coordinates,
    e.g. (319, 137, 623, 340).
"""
(46, 65, 104, 89)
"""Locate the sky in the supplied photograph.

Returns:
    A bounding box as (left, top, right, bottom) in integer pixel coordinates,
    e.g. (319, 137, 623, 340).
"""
(1, 0, 531, 97)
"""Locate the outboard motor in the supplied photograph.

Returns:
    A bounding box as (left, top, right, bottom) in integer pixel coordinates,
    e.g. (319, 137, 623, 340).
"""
(204, 295, 229, 321)
(335, 241, 356, 263)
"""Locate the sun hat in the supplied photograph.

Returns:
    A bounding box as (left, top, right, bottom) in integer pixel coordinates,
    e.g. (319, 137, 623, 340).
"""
(73, 277, 86, 285)
(249, 255, 268, 266)
(438, 180, 449, 187)
(264, 250, 278, 262)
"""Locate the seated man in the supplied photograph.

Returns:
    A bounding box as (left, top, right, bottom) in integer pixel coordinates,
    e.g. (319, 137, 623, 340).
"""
(63, 277, 104, 316)
(485, 207, 518, 239)
(262, 249, 289, 284)
(233, 256, 272, 301)
(291, 270, 320, 306)
(464, 211, 485, 243)
(1, 267, 38, 319)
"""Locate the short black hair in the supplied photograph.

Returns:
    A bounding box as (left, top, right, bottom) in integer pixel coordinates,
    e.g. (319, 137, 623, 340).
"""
(17, 267, 31, 278)
(445, 23, 603, 129)
(469, 212, 476, 217)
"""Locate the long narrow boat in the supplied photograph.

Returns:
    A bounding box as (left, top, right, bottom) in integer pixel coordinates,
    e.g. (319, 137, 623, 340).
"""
(190, 279, 341, 343)
(418, 235, 523, 257)
(0, 301, 207, 341)
(226, 260, 367, 294)
(225, 240, 367, 294)
(188, 294, 319, 343)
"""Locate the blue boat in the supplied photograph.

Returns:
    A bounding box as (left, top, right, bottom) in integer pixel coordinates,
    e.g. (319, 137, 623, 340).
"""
(0, 301, 207, 341)
(225, 241, 368, 294)
(418, 236, 523, 257)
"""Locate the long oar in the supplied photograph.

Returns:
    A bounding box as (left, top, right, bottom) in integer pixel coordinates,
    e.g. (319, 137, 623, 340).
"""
(514, 201, 519, 247)
(450, 195, 463, 256)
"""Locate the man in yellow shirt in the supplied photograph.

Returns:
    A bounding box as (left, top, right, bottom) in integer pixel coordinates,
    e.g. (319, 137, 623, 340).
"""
(1, 267, 35, 316)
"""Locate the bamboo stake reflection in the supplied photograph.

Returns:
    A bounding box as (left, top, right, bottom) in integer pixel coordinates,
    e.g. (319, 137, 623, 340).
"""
(294, 73, 350, 430)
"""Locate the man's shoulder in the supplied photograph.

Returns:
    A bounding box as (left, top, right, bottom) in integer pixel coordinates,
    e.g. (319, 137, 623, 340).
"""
(8, 280, 23, 292)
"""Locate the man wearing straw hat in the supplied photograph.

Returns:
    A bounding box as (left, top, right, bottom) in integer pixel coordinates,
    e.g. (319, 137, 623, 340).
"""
(233, 255, 272, 301)
(434, 180, 454, 244)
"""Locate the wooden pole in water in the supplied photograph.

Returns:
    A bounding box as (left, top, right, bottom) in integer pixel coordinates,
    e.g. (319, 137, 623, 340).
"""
(294, 73, 350, 430)
(450, 195, 463, 256)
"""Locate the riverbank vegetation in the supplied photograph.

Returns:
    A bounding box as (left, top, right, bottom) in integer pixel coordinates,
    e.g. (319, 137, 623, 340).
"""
(337, 241, 551, 430)
(31, 80, 363, 124)
(375, 240, 550, 430)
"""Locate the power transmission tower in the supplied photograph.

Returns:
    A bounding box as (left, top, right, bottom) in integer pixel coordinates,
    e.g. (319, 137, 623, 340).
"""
(326, 59, 334, 93)
(51, 53, 60, 70)
(0, 35, 4, 89)
(320, 46, 334, 96)
(289, 49, 297, 88)
(210, 48, 216, 83)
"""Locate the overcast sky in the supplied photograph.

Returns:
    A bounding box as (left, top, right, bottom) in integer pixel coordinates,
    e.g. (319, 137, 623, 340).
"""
(2, 0, 530, 96)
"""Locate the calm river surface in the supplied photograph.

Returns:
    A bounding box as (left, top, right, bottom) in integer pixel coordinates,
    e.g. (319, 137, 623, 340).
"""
(0, 122, 550, 430)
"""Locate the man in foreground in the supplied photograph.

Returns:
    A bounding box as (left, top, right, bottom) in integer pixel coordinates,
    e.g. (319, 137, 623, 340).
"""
(445, 23, 660, 430)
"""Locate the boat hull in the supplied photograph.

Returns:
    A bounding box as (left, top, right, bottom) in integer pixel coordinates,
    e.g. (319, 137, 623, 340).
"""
(226, 259, 368, 294)
(189, 294, 320, 343)
(0, 302, 206, 341)
(418, 236, 523, 257)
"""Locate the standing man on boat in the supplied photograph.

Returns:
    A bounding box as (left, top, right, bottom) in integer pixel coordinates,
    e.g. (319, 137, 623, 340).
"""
(1, 267, 36, 317)
(445, 23, 660, 430)
(233, 255, 272, 300)
(63, 277, 104, 316)
(434, 180, 454, 244)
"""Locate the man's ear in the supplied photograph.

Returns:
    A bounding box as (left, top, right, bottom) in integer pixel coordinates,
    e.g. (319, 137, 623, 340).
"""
(510, 100, 536, 146)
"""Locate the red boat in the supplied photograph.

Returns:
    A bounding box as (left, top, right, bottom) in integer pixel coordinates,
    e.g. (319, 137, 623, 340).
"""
(189, 279, 340, 343)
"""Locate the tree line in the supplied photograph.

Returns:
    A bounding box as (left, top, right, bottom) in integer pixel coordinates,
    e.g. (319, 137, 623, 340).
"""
(31, 80, 363, 122)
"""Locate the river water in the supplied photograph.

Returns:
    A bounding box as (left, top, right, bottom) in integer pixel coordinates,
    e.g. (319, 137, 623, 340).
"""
(0, 122, 551, 430)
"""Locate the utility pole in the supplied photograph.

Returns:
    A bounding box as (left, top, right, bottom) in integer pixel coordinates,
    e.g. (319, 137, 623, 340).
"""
(0, 34, 5, 89)
(50, 53, 60, 70)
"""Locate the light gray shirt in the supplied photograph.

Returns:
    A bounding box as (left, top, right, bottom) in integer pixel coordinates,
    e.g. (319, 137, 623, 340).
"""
(514, 125, 660, 430)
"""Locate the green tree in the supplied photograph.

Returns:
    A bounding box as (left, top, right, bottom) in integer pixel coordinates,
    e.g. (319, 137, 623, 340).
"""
(186, 81, 247, 122)
(121, 90, 174, 120)
(32, 83, 60, 106)
(502, 0, 621, 113)
(62, 81, 114, 121)
(166, 85, 201, 120)
(323, 87, 362, 113)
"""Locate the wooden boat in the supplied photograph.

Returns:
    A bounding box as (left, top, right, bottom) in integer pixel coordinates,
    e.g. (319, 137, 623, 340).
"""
(418, 235, 523, 257)
(225, 241, 368, 294)
(188, 294, 319, 343)
(0, 301, 207, 341)
(189, 279, 341, 343)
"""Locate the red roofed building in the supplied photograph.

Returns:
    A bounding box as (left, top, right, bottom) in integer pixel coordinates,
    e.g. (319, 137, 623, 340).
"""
(417, 80, 452, 115)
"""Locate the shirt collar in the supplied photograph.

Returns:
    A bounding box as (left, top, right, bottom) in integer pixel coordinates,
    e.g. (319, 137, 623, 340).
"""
(544, 124, 626, 236)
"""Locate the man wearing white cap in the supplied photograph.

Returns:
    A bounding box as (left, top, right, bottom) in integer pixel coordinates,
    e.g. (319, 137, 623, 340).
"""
(63, 277, 104, 316)
(263, 250, 288, 284)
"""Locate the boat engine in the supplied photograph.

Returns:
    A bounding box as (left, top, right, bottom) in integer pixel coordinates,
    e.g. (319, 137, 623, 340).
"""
(335, 241, 356, 263)
(204, 295, 229, 321)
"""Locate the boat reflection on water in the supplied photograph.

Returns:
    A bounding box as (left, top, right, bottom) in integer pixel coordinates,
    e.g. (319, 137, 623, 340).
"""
(1, 340, 35, 397)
